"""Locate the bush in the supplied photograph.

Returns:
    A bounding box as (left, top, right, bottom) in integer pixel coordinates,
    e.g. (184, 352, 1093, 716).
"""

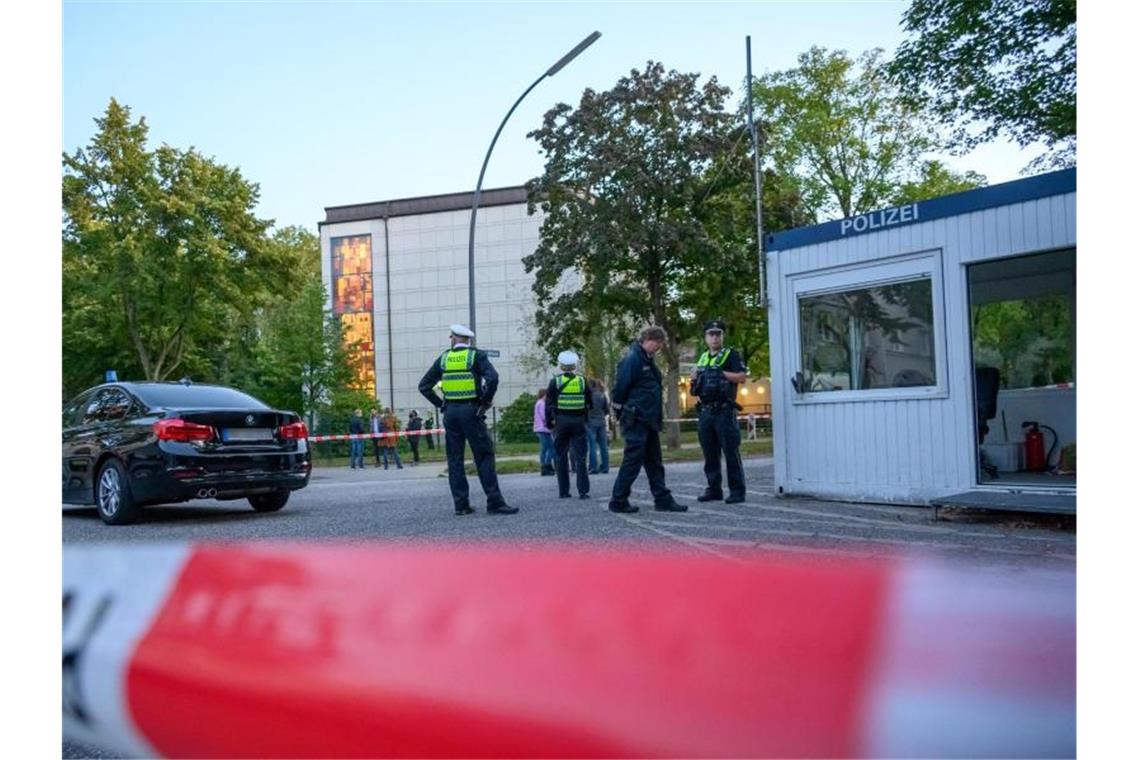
(496, 392, 537, 444)
(312, 388, 377, 459)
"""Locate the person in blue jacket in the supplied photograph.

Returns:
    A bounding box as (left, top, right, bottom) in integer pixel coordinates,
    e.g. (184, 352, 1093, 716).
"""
(608, 325, 687, 514)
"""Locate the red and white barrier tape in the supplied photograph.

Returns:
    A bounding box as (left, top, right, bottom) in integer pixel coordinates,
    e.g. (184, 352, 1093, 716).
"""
(308, 427, 443, 443)
(63, 544, 1074, 758)
(663, 415, 771, 423)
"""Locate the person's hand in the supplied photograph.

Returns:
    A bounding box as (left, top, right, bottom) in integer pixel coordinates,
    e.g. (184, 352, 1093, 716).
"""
(690, 368, 699, 383)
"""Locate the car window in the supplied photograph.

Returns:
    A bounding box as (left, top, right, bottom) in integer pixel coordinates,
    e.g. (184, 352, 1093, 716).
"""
(63, 390, 94, 428)
(101, 389, 133, 421)
(131, 384, 269, 410)
(83, 388, 133, 424)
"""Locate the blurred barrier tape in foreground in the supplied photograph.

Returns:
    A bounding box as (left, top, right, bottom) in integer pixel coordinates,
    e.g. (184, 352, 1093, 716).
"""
(63, 544, 1075, 758)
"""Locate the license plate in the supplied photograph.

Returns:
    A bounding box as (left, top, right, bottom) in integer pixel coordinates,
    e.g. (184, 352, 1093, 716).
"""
(222, 428, 274, 442)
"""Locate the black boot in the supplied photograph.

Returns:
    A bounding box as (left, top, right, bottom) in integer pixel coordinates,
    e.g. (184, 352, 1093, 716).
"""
(488, 502, 519, 514)
(608, 501, 639, 513)
(654, 498, 688, 513)
(725, 493, 746, 504)
(697, 490, 724, 502)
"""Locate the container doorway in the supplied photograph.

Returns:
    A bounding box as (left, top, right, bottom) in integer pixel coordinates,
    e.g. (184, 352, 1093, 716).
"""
(968, 249, 1075, 489)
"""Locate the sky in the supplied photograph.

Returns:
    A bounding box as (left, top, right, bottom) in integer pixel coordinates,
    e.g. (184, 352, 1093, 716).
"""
(62, 0, 1049, 232)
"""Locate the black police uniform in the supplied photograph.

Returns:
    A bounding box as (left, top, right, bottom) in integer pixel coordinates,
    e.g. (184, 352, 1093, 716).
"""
(419, 346, 515, 515)
(545, 372, 593, 499)
(691, 336, 747, 503)
(608, 341, 686, 513)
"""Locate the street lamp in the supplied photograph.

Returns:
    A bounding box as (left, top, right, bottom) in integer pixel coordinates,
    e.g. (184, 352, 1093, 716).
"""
(467, 31, 602, 337)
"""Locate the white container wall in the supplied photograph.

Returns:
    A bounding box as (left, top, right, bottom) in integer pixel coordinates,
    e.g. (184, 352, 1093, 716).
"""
(766, 170, 1076, 504)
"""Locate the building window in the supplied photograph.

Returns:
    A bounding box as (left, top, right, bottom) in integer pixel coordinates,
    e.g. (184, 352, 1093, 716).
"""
(791, 252, 945, 401)
(330, 235, 376, 396)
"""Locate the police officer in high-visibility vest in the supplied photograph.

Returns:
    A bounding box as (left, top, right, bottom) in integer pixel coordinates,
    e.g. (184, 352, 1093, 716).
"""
(690, 319, 749, 503)
(418, 324, 517, 516)
(545, 350, 594, 500)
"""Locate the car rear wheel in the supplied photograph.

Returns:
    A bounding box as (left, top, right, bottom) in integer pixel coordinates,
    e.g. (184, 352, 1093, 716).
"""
(249, 490, 290, 512)
(96, 459, 140, 525)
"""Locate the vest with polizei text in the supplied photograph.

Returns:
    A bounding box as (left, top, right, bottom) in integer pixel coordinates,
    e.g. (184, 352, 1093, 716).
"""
(439, 349, 477, 400)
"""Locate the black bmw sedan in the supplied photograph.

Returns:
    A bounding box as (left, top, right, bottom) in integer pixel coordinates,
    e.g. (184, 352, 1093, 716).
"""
(62, 381, 311, 524)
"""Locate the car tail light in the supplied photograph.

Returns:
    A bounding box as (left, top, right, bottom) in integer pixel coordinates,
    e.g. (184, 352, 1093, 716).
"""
(278, 421, 309, 440)
(155, 418, 216, 442)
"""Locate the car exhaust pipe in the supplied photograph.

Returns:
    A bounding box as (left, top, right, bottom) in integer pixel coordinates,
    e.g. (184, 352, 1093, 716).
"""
(196, 488, 217, 499)
(196, 488, 208, 498)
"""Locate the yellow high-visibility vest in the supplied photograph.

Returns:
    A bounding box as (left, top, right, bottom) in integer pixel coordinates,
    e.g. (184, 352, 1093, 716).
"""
(556, 374, 586, 410)
(697, 350, 730, 369)
(439, 349, 477, 400)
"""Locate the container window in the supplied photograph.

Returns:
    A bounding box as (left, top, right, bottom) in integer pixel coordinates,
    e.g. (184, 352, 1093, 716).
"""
(798, 277, 936, 392)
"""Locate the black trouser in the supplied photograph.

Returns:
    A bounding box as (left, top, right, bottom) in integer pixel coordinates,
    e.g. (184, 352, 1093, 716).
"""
(553, 413, 589, 497)
(610, 419, 671, 506)
(408, 434, 421, 462)
(698, 404, 745, 497)
(443, 403, 504, 509)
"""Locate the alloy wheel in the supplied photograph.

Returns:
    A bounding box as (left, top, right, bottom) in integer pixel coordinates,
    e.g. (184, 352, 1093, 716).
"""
(98, 466, 121, 518)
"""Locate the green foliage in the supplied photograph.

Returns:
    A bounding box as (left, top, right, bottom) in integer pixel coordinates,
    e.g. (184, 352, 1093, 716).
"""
(311, 388, 378, 459)
(62, 99, 307, 397)
(752, 47, 936, 219)
(526, 61, 772, 445)
(891, 160, 986, 205)
(889, 0, 1076, 170)
(496, 392, 538, 444)
(248, 275, 353, 424)
(972, 296, 1074, 388)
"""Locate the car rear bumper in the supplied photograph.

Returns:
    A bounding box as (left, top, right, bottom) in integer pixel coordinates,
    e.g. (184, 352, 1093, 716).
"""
(131, 452, 312, 504)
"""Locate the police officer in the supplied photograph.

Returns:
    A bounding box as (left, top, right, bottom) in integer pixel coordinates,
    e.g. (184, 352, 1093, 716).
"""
(418, 324, 517, 516)
(690, 319, 749, 503)
(546, 350, 593, 500)
(608, 326, 688, 514)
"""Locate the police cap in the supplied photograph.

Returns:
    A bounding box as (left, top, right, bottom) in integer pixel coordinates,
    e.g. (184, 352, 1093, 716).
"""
(703, 319, 726, 333)
(449, 323, 475, 338)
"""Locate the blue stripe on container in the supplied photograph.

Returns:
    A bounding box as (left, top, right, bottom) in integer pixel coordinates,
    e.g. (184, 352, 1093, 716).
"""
(767, 168, 1075, 252)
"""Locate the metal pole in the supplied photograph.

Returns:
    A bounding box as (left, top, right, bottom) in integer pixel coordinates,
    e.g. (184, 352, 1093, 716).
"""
(383, 204, 396, 411)
(746, 36, 767, 309)
(467, 32, 601, 336)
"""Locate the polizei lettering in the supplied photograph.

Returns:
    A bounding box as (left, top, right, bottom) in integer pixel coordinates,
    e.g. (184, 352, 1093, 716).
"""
(839, 203, 919, 236)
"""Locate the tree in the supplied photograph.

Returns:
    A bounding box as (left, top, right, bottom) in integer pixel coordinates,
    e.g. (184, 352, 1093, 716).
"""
(250, 276, 353, 427)
(525, 62, 745, 447)
(684, 163, 815, 379)
(892, 160, 986, 205)
(889, 0, 1076, 170)
(62, 99, 304, 394)
(751, 47, 936, 220)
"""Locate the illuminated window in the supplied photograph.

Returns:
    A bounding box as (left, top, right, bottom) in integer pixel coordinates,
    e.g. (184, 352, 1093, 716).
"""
(331, 235, 377, 397)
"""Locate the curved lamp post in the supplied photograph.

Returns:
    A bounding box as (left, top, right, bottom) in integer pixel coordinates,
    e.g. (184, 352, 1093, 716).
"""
(467, 31, 601, 337)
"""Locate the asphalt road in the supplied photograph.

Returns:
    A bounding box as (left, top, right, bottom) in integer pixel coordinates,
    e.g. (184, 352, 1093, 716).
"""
(63, 457, 1075, 569)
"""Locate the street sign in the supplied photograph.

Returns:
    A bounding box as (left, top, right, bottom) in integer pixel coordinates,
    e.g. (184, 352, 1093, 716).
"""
(483, 349, 501, 357)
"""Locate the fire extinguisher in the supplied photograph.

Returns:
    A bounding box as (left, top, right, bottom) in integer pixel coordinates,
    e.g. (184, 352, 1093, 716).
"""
(1021, 421, 1058, 472)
